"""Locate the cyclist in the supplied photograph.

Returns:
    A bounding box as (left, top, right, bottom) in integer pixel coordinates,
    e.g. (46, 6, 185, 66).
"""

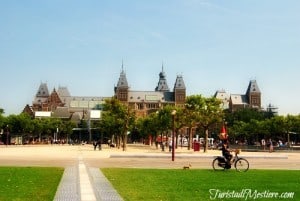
(221, 140, 233, 165)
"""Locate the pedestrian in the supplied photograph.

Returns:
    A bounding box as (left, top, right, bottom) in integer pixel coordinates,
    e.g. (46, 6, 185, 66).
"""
(268, 139, 273, 153)
(93, 141, 97, 150)
(169, 140, 172, 152)
(261, 139, 266, 150)
(97, 139, 102, 150)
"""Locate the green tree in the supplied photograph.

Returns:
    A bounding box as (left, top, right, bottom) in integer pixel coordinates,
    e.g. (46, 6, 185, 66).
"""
(172, 107, 186, 148)
(183, 103, 199, 150)
(101, 98, 135, 151)
(156, 105, 175, 150)
(6, 113, 33, 134)
(185, 95, 224, 152)
(0, 108, 5, 130)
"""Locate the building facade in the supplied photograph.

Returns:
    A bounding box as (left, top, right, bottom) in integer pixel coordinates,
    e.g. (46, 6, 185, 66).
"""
(114, 66, 186, 117)
(214, 80, 262, 112)
(24, 71, 265, 119)
(23, 83, 108, 121)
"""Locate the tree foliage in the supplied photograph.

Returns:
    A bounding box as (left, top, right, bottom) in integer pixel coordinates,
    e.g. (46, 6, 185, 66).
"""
(101, 98, 135, 151)
(185, 95, 224, 152)
(1, 98, 300, 148)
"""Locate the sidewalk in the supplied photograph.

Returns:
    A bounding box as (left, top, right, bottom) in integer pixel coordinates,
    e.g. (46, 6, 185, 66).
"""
(54, 157, 123, 201)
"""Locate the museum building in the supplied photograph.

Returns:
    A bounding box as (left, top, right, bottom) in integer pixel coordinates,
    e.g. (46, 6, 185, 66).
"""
(114, 66, 186, 117)
(23, 65, 264, 121)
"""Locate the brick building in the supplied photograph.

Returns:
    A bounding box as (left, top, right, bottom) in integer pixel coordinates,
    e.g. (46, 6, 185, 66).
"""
(23, 83, 108, 121)
(114, 66, 186, 117)
(214, 80, 262, 112)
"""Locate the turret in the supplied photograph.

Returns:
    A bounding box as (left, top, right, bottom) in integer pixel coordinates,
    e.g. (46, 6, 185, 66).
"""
(155, 64, 170, 92)
(174, 74, 186, 105)
(115, 63, 129, 102)
(246, 80, 261, 109)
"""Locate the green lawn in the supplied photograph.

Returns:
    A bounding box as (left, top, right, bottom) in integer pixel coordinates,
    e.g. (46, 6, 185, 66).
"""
(102, 168, 300, 201)
(0, 167, 64, 201)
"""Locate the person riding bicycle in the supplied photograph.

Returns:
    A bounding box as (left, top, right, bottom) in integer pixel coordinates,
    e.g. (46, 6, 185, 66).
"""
(221, 140, 233, 165)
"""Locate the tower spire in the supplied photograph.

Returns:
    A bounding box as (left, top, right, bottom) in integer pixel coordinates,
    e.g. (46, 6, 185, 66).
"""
(155, 64, 170, 92)
(116, 61, 128, 89)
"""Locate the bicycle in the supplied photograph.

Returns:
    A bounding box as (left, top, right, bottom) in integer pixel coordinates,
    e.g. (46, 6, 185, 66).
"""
(212, 149, 249, 172)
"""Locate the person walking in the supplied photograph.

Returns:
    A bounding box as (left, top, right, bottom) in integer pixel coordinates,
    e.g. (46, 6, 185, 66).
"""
(93, 141, 97, 151)
(168, 140, 172, 152)
(97, 139, 102, 150)
(268, 139, 274, 153)
(261, 139, 266, 150)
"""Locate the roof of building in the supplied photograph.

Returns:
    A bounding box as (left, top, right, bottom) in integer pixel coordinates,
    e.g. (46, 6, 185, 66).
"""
(128, 91, 174, 103)
(116, 66, 129, 89)
(230, 94, 249, 105)
(33, 97, 48, 105)
(214, 89, 230, 109)
(66, 96, 108, 111)
(155, 65, 170, 92)
(57, 86, 71, 97)
(174, 75, 186, 90)
(214, 89, 230, 100)
(36, 82, 49, 97)
(52, 107, 71, 119)
(246, 80, 261, 95)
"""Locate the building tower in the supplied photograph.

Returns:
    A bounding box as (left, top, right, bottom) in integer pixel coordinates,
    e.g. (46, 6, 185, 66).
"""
(32, 82, 50, 111)
(174, 75, 186, 107)
(48, 88, 64, 111)
(246, 80, 261, 109)
(155, 64, 170, 92)
(114, 63, 129, 103)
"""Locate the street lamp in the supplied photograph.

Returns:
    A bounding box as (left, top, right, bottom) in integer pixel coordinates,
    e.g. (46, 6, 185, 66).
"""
(171, 110, 176, 161)
(5, 125, 9, 146)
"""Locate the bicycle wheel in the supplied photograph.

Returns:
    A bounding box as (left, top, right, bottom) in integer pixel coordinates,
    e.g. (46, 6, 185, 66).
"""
(234, 158, 249, 172)
(212, 158, 225, 171)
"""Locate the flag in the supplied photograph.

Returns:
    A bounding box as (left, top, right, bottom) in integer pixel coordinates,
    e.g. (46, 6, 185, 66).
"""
(219, 125, 228, 140)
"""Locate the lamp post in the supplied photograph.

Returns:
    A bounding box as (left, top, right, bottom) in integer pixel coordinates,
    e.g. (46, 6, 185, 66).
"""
(5, 125, 9, 146)
(171, 110, 176, 161)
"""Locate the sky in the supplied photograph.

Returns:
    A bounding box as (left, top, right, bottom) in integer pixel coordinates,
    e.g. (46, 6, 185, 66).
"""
(0, 0, 300, 116)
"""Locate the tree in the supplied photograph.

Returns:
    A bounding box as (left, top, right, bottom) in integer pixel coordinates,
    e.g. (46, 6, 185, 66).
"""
(172, 107, 186, 148)
(101, 98, 135, 151)
(0, 108, 5, 131)
(136, 112, 159, 144)
(156, 105, 176, 150)
(6, 113, 33, 134)
(185, 95, 224, 152)
(182, 104, 198, 150)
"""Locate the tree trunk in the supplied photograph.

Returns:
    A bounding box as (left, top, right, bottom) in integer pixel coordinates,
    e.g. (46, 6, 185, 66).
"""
(175, 129, 179, 149)
(117, 135, 121, 149)
(203, 127, 209, 153)
(188, 127, 192, 150)
(122, 133, 127, 151)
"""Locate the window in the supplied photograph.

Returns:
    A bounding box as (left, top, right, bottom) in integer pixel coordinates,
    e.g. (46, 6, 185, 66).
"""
(137, 103, 144, 110)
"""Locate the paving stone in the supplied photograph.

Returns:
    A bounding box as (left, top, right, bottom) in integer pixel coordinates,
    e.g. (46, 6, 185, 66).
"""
(54, 161, 123, 201)
(53, 166, 80, 201)
(89, 167, 123, 201)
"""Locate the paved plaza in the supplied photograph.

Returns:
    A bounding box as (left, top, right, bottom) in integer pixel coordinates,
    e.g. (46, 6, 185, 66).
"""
(0, 144, 299, 201)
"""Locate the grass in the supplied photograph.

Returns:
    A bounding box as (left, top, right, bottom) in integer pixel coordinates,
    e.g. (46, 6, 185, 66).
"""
(102, 168, 300, 201)
(0, 167, 64, 201)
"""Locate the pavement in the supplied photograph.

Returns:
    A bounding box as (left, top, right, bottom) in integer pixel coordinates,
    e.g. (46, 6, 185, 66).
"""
(0, 144, 299, 201)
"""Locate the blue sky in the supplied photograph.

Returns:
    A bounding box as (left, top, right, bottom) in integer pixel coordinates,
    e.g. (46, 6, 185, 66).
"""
(1, 0, 300, 116)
